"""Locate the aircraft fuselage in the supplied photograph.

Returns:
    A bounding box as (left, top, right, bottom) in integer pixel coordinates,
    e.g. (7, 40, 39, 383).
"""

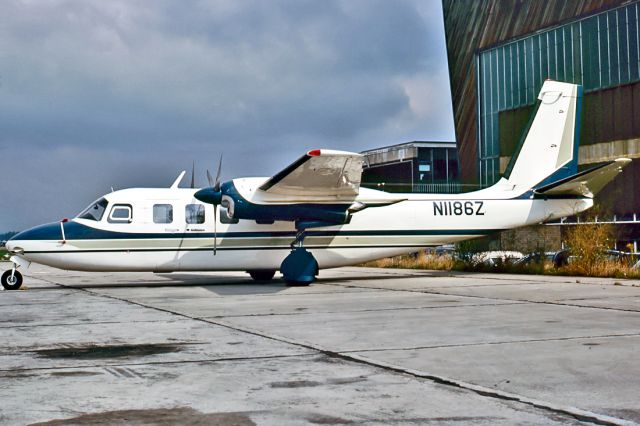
(5, 179, 592, 273)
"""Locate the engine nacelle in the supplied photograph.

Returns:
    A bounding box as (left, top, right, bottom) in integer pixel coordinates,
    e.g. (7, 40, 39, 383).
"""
(221, 182, 350, 225)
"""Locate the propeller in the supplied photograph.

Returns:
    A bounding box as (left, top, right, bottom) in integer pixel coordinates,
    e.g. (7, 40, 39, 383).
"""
(190, 161, 195, 189)
(194, 155, 223, 255)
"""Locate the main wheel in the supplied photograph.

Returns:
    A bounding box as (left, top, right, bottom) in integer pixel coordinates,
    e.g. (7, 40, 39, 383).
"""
(284, 278, 313, 287)
(1, 270, 23, 290)
(248, 270, 276, 282)
(280, 248, 318, 286)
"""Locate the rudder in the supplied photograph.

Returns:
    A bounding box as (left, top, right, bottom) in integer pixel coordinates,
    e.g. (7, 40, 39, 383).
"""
(503, 80, 582, 190)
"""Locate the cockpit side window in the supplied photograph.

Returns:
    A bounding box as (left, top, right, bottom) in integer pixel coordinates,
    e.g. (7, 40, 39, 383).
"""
(78, 198, 109, 221)
(108, 204, 133, 223)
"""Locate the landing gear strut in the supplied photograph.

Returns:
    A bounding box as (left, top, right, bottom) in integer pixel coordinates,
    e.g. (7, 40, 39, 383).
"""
(1, 266, 23, 291)
(280, 229, 318, 286)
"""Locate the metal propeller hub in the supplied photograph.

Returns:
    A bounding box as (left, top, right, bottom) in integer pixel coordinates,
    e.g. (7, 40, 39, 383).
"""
(194, 155, 224, 206)
(194, 187, 223, 205)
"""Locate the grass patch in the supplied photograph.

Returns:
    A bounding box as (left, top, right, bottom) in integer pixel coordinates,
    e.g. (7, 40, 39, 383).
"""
(362, 251, 456, 270)
(363, 222, 640, 279)
(363, 253, 545, 275)
(362, 252, 640, 279)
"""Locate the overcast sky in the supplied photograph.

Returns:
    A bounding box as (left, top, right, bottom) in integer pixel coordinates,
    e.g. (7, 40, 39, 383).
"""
(0, 0, 454, 231)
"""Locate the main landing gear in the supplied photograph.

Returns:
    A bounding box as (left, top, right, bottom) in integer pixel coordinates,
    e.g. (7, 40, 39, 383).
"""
(247, 270, 276, 282)
(1, 267, 23, 290)
(280, 229, 318, 286)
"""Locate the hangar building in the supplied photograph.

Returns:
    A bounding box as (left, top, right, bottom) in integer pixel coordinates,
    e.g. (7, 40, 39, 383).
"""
(361, 141, 460, 193)
(442, 0, 640, 248)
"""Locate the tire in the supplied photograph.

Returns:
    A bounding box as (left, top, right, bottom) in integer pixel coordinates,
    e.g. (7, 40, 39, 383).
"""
(280, 248, 318, 286)
(284, 279, 313, 286)
(1, 270, 23, 290)
(284, 264, 317, 286)
(248, 270, 276, 282)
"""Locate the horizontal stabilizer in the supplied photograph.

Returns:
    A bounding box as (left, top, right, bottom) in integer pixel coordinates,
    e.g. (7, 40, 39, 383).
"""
(534, 158, 631, 197)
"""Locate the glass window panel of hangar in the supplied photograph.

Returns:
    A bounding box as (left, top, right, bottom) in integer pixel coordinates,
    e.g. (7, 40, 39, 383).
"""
(475, 1, 640, 187)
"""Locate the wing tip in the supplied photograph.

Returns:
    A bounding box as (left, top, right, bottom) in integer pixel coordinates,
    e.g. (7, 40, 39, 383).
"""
(306, 148, 363, 158)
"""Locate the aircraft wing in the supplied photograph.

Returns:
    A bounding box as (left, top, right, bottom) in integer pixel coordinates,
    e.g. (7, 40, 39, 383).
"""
(259, 149, 364, 197)
(534, 158, 631, 197)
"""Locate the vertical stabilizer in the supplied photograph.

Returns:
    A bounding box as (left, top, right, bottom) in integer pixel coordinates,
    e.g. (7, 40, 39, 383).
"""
(503, 80, 582, 190)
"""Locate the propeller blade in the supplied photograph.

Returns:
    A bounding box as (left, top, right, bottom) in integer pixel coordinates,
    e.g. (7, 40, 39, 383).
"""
(190, 161, 195, 189)
(213, 205, 217, 255)
(206, 169, 214, 188)
(214, 154, 223, 191)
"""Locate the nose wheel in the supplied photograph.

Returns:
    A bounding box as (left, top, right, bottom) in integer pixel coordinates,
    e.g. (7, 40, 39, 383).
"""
(2, 269, 23, 290)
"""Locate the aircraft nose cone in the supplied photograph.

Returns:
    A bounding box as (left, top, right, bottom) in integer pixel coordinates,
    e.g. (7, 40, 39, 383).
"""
(9, 222, 63, 245)
(194, 187, 222, 205)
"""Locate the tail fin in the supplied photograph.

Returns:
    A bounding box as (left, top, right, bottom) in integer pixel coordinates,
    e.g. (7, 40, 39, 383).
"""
(503, 80, 582, 190)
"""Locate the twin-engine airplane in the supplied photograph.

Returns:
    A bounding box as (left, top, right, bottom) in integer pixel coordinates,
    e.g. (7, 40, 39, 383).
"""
(1, 81, 631, 290)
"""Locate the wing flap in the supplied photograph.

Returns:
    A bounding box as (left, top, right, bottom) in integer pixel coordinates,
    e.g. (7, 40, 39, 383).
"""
(259, 149, 364, 197)
(534, 158, 631, 197)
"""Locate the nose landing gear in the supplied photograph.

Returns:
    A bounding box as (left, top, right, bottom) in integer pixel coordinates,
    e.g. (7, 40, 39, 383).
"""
(2, 267, 23, 290)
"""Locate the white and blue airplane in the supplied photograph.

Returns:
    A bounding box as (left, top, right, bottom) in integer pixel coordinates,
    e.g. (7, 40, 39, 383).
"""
(2, 80, 631, 289)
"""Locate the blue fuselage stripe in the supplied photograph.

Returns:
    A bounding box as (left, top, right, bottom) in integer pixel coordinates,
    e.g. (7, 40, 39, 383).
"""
(21, 244, 443, 254)
(11, 221, 502, 241)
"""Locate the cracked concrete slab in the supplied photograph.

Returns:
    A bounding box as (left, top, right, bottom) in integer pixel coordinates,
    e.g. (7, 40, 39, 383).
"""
(0, 355, 578, 426)
(96, 289, 521, 318)
(1, 263, 639, 424)
(225, 301, 640, 352)
(349, 334, 640, 423)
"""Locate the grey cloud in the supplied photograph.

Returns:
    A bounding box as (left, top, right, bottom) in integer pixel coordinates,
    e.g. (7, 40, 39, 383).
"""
(0, 0, 453, 230)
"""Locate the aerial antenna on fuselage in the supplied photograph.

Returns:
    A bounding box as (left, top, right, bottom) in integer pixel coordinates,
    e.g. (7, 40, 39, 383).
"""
(171, 170, 186, 189)
(110, 186, 114, 193)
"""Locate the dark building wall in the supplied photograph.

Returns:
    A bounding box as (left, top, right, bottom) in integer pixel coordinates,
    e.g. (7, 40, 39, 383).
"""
(498, 81, 640, 157)
(582, 82, 640, 145)
(592, 159, 640, 217)
(361, 144, 459, 193)
(442, 0, 627, 183)
(362, 161, 413, 193)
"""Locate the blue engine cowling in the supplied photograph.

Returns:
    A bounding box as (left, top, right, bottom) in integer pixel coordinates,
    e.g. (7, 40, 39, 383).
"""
(221, 181, 351, 226)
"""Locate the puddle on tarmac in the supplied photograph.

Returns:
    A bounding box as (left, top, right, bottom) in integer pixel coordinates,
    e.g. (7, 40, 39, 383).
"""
(32, 343, 182, 359)
(29, 407, 256, 426)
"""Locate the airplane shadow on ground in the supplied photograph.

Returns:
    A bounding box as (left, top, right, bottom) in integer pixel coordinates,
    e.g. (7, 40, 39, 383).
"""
(49, 273, 290, 296)
(317, 273, 431, 284)
(24, 271, 433, 295)
(158, 273, 289, 295)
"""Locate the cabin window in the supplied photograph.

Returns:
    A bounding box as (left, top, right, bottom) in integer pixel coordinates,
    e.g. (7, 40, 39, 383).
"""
(185, 204, 205, 224)
(108, 204, 133, 223)
(153, 204, 173, 224)
(78, 198, 109, 221)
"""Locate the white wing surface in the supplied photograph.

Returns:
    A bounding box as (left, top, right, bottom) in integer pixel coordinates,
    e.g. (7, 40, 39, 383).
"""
(259, 149, 364, 197)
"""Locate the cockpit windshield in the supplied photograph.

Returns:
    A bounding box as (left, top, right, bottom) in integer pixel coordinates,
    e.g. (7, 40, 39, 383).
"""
(77, 198, 109, 221)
